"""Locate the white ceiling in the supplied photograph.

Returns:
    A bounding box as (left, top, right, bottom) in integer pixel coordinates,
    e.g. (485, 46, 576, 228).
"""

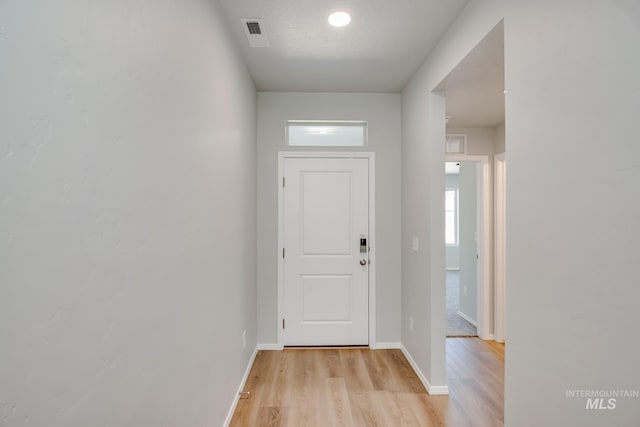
(217, 0, 469, 92)
(438, 22, 505, 128)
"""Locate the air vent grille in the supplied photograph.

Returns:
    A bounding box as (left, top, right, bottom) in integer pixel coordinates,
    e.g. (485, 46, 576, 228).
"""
(240, 18, 269, 48)
(246, 22, 261, 35)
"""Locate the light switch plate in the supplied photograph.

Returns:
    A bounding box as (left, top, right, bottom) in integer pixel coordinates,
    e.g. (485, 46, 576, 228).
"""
(412, 237, 419, 252)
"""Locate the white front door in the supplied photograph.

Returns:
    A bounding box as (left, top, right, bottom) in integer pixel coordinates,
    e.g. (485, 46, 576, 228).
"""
(282, 157, 369, 346)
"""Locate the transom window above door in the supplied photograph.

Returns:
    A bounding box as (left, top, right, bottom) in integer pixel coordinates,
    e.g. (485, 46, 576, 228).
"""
(286, 121, 367, 147)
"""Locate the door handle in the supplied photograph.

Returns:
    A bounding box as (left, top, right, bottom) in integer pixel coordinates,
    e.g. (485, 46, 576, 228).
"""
(360, 259, 367, 266)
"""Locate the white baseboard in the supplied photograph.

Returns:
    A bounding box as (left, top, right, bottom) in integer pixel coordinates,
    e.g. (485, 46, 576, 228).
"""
(400, 344, 449, 395)
(427, 384, 450, 395)
(256, 343, 282, 351)
(457, 310, 478, 327)
(372, 342, 402, 350)
(479, 334, 496, 341)
(223, 346, 259, 427)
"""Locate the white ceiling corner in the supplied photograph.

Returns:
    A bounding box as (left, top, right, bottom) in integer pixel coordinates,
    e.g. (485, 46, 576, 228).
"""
(217, 0, 469, 92)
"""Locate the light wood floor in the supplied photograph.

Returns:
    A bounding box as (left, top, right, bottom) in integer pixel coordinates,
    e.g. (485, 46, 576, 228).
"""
(230, 338, 504, 427)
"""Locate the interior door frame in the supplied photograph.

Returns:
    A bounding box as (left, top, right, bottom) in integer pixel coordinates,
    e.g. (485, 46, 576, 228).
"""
(494, 152, 506, 343)
(277, 151, 376, 350)
(445, 154, 493, 340)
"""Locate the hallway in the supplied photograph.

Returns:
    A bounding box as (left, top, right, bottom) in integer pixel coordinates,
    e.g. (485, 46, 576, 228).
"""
(230, 338, 504, 426)
(2, 1, 638, 426)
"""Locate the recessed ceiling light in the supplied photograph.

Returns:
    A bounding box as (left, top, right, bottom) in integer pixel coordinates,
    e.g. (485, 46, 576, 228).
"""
(328, 11, 351, 27)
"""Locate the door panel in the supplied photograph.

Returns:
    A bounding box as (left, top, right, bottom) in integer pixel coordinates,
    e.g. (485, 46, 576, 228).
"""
(283, 158, 368, 346)
(301, 275, 352, 321)
(301, 172, 352, 255)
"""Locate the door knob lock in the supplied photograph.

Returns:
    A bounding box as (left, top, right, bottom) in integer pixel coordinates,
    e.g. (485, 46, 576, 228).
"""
(360, 259, 367, 266)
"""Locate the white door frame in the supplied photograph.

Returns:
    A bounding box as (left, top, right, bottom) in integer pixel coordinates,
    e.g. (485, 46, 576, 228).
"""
(494, 153, 506, 343)
(277, 151, 376, 349)
(445, 154, 493, 340)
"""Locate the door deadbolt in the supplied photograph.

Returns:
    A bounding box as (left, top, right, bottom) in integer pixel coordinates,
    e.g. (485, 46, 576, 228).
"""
(360, 259, 367, 266)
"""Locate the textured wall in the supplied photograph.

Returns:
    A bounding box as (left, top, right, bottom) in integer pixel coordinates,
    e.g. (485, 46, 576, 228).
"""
(0, 1, 257, 426)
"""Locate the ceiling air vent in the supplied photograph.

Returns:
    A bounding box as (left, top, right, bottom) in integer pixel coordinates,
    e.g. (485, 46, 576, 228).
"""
(246, 21, 261, 35)
(241, 18, 270, 48)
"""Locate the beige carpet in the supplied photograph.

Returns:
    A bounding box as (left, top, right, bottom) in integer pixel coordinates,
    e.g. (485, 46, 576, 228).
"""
(446, 271, 477, 336)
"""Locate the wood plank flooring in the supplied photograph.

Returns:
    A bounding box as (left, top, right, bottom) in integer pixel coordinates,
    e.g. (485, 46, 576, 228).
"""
(230, 338, 504, 427)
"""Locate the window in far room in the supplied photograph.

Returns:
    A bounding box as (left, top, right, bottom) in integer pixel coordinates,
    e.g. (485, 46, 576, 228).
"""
(445, 188, 459, 246)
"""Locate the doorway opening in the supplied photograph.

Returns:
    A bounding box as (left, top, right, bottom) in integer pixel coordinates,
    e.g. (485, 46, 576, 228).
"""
(435, 19, 505, 344)
(444, 156, 491, 338)
(430, 17, 506, 415)
(446, 161, 479, 337)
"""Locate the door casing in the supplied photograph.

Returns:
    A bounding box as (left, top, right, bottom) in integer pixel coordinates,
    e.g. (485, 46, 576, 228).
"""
(277, 151, 376, 349)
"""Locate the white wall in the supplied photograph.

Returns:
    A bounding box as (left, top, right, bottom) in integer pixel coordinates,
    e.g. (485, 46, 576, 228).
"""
(257, 92, 402, 345)
(458, 163, 478, 322)
(403, 0, 640, 425)
(494, 122, 506, 154)
(0, 1, 257, 426)
(402, 88, 447, 387)
(448, 127, 496, 156)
